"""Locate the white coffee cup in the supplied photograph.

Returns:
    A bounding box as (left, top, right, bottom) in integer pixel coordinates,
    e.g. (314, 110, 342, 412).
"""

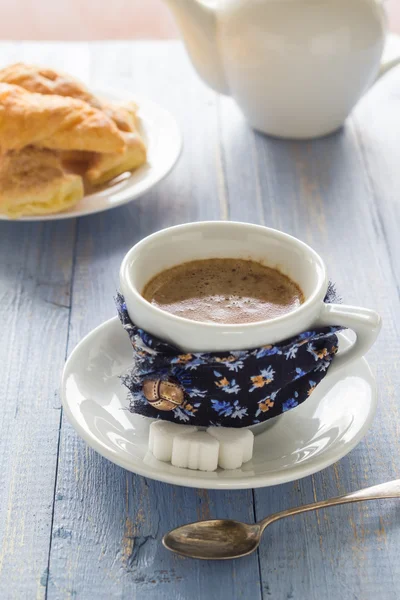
(120, 222, 381, 371)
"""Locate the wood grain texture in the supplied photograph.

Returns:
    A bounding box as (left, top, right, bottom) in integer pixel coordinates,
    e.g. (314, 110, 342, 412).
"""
(0, 40, 400, 600)
(0, 219, 75, 600)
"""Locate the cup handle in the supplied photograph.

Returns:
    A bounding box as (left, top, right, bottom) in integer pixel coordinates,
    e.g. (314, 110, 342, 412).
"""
(316, 304, 382, 373)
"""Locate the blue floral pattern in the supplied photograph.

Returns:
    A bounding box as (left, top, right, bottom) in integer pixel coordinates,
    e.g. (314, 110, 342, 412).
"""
(210, 399, 248, 419)
(116, 291, 342, 428)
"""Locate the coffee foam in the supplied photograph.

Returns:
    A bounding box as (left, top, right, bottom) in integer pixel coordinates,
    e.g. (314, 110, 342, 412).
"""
(142, 258, 304, 324)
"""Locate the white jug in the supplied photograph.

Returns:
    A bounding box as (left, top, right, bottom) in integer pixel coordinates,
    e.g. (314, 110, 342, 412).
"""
(164, 0, 400, 139)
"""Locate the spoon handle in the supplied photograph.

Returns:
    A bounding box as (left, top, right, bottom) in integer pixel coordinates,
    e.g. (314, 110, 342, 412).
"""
(260, 479, 400, 531)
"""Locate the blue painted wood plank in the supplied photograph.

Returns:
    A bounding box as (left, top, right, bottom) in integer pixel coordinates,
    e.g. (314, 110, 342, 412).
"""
(241, 99, 400, 598)
(0, 217, 76, 598)
(218, 95, 264, 225)
(46, 42, 262, 600)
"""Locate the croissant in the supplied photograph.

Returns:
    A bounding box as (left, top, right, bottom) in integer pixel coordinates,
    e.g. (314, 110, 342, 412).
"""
(85, 131, 147, 185)
(0, 146, 83, 218)
(0, 62, 99, 106)
(101, 100, 140, 133)
(0, 83, 125, 154)
(0, 63, 139, 132)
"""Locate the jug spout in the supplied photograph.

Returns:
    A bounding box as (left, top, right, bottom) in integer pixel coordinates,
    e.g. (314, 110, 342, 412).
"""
(164, 0, 229, 95)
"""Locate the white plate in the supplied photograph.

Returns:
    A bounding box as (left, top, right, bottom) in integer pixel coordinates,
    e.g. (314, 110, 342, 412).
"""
(62, 317, 377, 490)
(0, 89, 182, 221)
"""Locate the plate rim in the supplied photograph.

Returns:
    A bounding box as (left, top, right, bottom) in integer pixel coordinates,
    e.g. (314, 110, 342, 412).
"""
(62, 317, 378, 490)
(0, 89, 182, 222)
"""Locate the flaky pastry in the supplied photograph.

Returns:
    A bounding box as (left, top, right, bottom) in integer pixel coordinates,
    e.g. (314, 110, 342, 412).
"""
(85, 131, 147, 185)
(0, 63, 99, 106)
(101, 100, 140, 132)
(0, 63, 139, 133)
(0, 63, 148, 217)
(0, 83, 125, 154)
(0, 146, 83, 218)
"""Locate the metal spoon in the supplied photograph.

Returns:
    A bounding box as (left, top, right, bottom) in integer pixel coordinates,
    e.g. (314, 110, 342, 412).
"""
(163, 479, 400, 560)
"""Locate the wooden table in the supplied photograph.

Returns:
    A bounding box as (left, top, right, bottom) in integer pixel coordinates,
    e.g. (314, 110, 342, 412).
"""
(1, 40, 400, 600)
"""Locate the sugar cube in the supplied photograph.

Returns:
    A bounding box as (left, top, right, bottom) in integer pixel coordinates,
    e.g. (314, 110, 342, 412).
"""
(171, 431, 220, 471)
(207, 427, 254, 469)
(149, 421, 197, 462)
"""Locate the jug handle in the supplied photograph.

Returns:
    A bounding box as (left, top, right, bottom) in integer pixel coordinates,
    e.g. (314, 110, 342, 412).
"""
(375, 56, 400, 82)
(370, 34, 400, 88)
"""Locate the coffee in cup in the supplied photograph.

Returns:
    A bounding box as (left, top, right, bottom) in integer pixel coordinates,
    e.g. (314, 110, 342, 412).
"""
(142, 258, 304, 324)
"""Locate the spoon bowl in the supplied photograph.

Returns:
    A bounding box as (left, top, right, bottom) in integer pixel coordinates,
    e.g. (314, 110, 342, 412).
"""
(162, 519, 261, 560)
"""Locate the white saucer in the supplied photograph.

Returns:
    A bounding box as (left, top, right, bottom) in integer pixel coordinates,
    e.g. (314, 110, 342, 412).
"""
(0, 88, 182, 221)
(62, 317, 377, 490)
